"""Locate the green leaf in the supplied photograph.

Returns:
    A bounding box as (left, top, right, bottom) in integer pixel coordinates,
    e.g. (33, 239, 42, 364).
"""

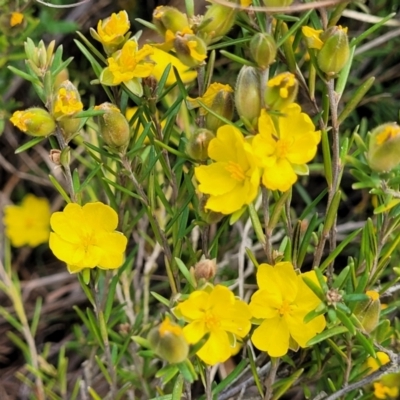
(150, 291, 170, 307)
(272, 368, 304, 400)
(212, 359, 247, 396)
(355, 330, 376, 357)
(175, 258, 196, 288)
(307, 326, 348, 346)
(15, 137, 46, 154)
(48, 174, 71, 203)
(7, 65, 41, 85)
(336, 308, 356, 335)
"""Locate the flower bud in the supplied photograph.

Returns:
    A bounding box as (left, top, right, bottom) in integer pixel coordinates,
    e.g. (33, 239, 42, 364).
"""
(186, 129, 215, 161)
(198, 195, 224, 224)
(198, 4, 237, 44)
(250, 33, 277, 69)
(10, 108, 56, 137)
(0, 12, 26, 37)
(174, 33, 207, 67)
(262, 0, 293, 5)
(90, 11, 130, 55)
(49, 149, 61, 165)
(52, 80, 83, 121)
(58, 118, 81, 143)
(235, 66, 261, 127)
(147, 317, 189, 364)
(194, 258, 217, 281)
(353, 290, 380, 333)
(95, 103, 130, 153)
(24, 39, 56, 77)
(264, 72, 298, 111)
(317, 26, 350, 76)
(153, 6, 189, 36)
(206, 90, 234, 132)
(368, 123, 400, 172)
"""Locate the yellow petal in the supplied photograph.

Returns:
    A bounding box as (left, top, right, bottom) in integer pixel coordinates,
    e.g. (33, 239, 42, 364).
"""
(262, 158, 297, 191)
(196, 329, 232, 365)
(183, 320, 207, 344)
(249, 289, 280, 319)
(176, 291, 209, 321)
(195, 163, 238, 196)
(82, 202, 118, 232)
(207, 125, 244, 163)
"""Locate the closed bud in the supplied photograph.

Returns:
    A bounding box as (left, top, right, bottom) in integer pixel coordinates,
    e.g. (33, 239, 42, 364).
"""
(262, 0, 293, 5)
(206, 89, 234, 132)
(153, 6, 189, 36)
(235, 66, 261, 127)
(52, 80, 83, 120)
(147, 317, 189, 364)
(250, 33, 277, 69)
(368, 123, 400, 172)
(186, 129, 215, 161)
(198, 4, 237, 44)
(95, 103, 130, 154)
(194, 258, 217, 281)
(174, 33, 207, 67)
(317, 26, 349, 76)
(353, 290, 380, 333)
(264, 72, 298, 111)
(58, 118, 81, 143)
(24, 39, 55, 77)
(49, 149, 61, 165)
(10, 108, 56, 137)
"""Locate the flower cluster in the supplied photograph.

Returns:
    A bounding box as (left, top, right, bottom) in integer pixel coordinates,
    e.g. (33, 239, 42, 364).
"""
(173, 262, 326, 365)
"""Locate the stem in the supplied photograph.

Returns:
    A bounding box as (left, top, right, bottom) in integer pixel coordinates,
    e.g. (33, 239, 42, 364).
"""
(206, 367, 213, 400)
(262, 187, 273, 264)
(55, 125, 76, 202)
(264, 357, 279, 400)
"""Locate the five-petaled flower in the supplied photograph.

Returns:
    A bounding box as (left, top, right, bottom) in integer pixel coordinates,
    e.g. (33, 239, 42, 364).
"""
(49, 202, 128, 274)
(175, 285, 252, 365)
(252, 103, 321, 192)
(3, 194, 51, 247)
(195, 125, 260, 214)
(249, 262, 326, 357)
(95, 11, 130, 48)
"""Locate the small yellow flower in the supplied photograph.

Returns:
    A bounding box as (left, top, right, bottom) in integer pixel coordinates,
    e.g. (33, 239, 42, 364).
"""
(252, 103, 321, 192)
(249, 262, 326, 357)
(366, 352, 390, 373)
(373, 382, 399, 399)
(100, 40, 154, 96)
(10, 12, 24, 27)
(96, 11, 130, 46)
(265, 72, 298, 110)
(3, 194, 51, 247)
(187, 83, 233, 115)
(10, 108, 56, 137)
(53, 82, 83, 120)
(175, 285, 252, 365)
(49, 202, 128, 274)
(302, 26, 324, 50)
(195, 125, 260, 214)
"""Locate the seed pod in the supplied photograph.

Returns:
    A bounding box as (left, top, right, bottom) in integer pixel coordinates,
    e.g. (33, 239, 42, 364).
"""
(194, 258, 217, 281)
(317, 26, 350, 76)
(235, 66, 261, 127)
(368, 123, 400, 172)
(250, 33, 277, 69)
(10, 108, 56, 137)
(152, 6, 189, 36)
(205, 89, 234, 132)
(186, 129, 215, 161)
(147, 317, 189, 364)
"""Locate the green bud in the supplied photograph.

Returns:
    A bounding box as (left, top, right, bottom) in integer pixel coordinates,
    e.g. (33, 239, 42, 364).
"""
(205, 90, 234, 132)
(152, 6, 189, 36)
(9, 108, 56, 137)
(148, 317, 189, 364)
(235, 66, 261, 127)
(59, 118, 81, 143)
(198, 195, 224, 224)
(198, 4, 237, 44)
(250, 33, 277, 69)
(368, 123, 400, 172)
(262, 0, 294, 5)
(353, 291, 380, 333)
(174, 33, 207, 67)
(24, 39, 56, 77)
(186, 129, 215, 161)
(317, 26, 350, 76)
(95, 103, 130, 154)
(264, 72, 298, 111)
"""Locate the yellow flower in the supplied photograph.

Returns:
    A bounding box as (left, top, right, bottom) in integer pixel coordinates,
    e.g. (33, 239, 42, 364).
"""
(195, 125, 260, 214)
(10, 12, 24, 27)
(265, 72, 298, 110)
(100, 40, 154, 96)
(53, 82, 83, 120)
(366, 352, 390, 373)
(249, 262, 326, 357)
(302, 26, 324, 50)
(373, 382, 399, 399)
(187, 83, 233, 115)
(10, 108, 56, 137)
(252, 104, 321, 192)
(175, 285, 252, 365)
(49, 202, 128, 274)
(96, 11, 130, 47)
(241, 0, 252, 5)
(148, 47, 197, 86)
(3, 194, 51, 247)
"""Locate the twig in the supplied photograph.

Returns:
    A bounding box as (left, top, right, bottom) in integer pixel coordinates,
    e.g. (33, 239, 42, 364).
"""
(264, 358, 279, 400)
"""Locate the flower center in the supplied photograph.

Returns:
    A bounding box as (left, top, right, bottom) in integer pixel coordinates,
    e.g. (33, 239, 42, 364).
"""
(225, 161, 245, 181)
(81, 233, 96, 252)
(278, 300, 292, 316)
(276, 139, 291, 159)
(204, 311, 221, 330)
